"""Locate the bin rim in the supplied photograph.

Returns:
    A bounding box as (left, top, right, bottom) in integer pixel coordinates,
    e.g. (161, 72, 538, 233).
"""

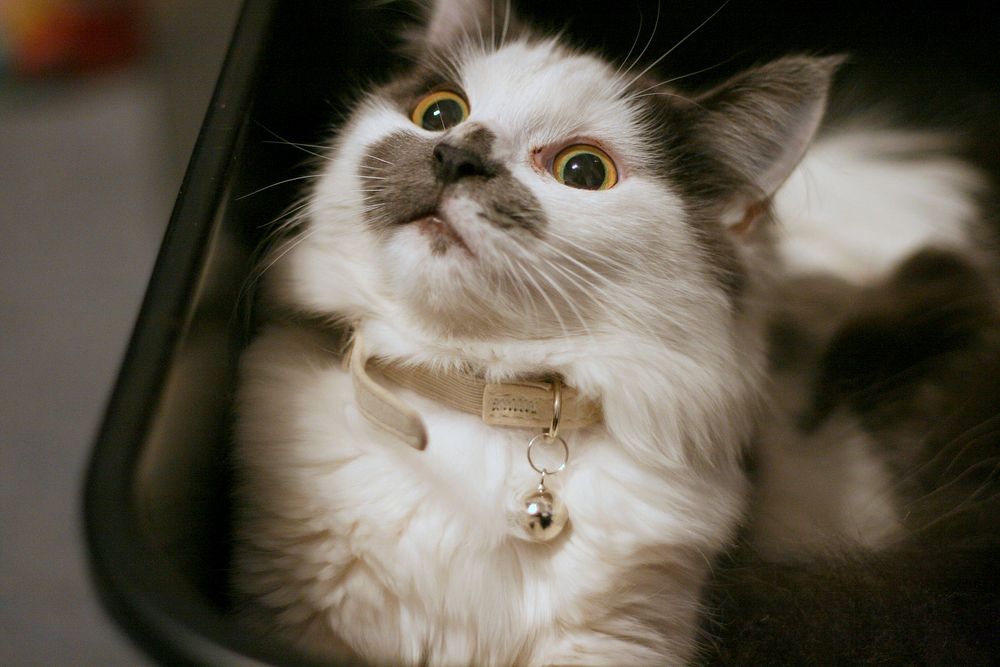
(79, 1, 324, 664)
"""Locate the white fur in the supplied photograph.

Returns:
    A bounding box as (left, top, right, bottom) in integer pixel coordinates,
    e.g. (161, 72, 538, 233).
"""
(233, 14, 987, 667)
(774, 129, 984, 282)
(751, 407, 903, 560)
(747, 128, 986, 560)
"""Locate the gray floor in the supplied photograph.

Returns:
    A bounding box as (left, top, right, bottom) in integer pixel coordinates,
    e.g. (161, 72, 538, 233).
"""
(0, 2, 241, 663)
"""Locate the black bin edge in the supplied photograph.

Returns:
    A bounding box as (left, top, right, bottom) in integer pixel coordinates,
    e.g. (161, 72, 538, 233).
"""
(80, 2, 305, 664)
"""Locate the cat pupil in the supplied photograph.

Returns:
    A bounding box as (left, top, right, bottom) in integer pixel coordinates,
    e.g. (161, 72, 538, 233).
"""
(563, 153, 606, 190)
(422, 100, 464, 131)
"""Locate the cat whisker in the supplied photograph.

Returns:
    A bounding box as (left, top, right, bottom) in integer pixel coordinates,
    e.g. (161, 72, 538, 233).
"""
(530, 259, 596, 339)
(938, 415, 1000, 478)
(538, 260, 616, 340)
(501, 251, 545, 330)
(616, 0, 661, 84)
(499, 0, 513, 47)
(849, 407, 1000, 535)
(621, 1, 730, 93)
(629, 56, 736, 99)
(497, 252, 539, 325)
(512, 255, 572, 338)
(514, 234, 665, 340)
(474, 5, 486, 55)
(362, 153, 395, 167)
(530, 237, 671, 339)
(881, 409, 1000, 504)
(541, 228, 634, 275)
(236, 199, 315, 320)
(256, 123, 331, 161)
(532, 235, 624, 291)
(527, 238, 623, 326)
(548, 262, 655, 339)
(906, 456, 1000, 537)
(258, 228, 320, 279)
(264, 140, 330, 152)
(256, 197, 313, 231)
(426, 45, 465, 85)
(236, 175, 318, 201)
(631, 90, 707, 110)
(612, 5, 647, 81)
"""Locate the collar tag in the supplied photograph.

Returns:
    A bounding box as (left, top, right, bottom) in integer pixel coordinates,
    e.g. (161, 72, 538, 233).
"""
(482, 382, 598, 430)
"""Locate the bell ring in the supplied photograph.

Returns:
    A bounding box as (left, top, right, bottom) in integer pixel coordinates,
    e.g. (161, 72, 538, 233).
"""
(526, 433, 569, 477)
(517, 380, 571, 542)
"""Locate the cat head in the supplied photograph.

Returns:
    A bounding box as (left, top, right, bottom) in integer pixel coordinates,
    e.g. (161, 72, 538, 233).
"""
(276, 0, 839, 352)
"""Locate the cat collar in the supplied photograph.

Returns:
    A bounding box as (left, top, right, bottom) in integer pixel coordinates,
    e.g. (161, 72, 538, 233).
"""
(347, 333, 599, 540)
(346, 333, 602, 450)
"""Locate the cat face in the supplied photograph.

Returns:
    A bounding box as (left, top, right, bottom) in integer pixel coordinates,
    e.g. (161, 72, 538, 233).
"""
(283, 1, 837, 346)
(353, 38, 703, 339)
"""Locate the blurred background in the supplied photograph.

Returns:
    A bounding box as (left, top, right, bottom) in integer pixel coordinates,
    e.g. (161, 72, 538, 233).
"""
(0, 0, 241, 663)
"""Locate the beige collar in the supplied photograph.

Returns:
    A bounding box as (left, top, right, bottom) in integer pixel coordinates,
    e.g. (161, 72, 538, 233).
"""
(347, 334, 603, 450)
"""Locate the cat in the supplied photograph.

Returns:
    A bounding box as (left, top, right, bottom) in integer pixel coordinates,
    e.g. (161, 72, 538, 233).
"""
(232, 1, 998, 665)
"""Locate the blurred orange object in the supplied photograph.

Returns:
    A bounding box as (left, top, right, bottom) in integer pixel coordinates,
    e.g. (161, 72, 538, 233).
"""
(1, 0, 144, 77)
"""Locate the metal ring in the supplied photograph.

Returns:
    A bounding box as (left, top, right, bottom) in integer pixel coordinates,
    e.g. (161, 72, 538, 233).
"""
(547, 378, 562, 439)
(527, 433, 569, 476)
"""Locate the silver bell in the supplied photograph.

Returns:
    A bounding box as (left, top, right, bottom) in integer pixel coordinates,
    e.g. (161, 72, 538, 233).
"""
(519, 488, 568, 542)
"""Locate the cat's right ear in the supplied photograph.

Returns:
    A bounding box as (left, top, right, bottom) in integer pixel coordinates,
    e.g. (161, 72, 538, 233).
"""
(684, 55, 844, 234)
(406, 0, 523, 52)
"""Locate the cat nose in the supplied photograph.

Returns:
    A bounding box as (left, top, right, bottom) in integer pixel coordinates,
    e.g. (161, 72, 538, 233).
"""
(433, 142, 496, 183)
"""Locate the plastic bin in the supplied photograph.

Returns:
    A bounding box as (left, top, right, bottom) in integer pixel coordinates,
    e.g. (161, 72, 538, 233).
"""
(84, 2, 998, 665)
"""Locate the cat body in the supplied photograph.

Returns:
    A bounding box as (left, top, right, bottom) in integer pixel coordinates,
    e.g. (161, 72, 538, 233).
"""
(235, 21, 761, 663)
(754, 127, 991, 557)
(232, 1, 996, 664)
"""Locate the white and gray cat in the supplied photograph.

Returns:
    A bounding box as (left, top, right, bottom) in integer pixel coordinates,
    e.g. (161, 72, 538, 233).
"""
(232, 1, 999, 664)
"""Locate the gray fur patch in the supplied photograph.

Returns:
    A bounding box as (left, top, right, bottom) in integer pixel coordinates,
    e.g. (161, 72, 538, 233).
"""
(360, 128, 546, 237)
(628, 56, 841, 307)
(626, 85, 749, 304)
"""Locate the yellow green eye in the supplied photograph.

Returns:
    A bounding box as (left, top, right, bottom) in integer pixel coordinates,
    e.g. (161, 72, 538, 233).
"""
(552, 144, 618, 190)
(411, 90, 469, 131)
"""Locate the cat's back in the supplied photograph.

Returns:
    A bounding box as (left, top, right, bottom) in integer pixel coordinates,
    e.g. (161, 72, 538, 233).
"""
(708, 69, 1000, 666)
(775, 125, 988, 284)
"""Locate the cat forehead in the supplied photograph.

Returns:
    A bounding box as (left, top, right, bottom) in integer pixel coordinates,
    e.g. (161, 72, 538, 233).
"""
(461, 40, 616, 102)
(387, 39, 647, 147)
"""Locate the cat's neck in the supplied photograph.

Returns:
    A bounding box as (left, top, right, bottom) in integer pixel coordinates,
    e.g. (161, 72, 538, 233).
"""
(359, 315, 648, 388)
(357, 314, 763, 471)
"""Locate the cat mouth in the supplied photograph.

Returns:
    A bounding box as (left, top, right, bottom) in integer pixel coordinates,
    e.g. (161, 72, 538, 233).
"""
(409, 211, 474, 257)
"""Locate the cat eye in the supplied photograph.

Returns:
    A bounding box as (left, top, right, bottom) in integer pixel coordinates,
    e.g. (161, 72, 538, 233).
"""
(411, 90, 470, 131)
(552, 144, 618, 190)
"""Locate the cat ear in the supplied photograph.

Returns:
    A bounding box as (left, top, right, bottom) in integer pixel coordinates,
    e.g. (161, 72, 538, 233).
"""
(690, 55, 843, 231)
(412, 0, 522, 51)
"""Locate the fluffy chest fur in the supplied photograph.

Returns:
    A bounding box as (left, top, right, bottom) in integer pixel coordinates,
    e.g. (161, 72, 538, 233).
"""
(235, 324, 747, 665)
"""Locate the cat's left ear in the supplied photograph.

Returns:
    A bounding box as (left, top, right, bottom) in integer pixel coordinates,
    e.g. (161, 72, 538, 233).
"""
(411, 0, 523, 51)
(689, 55, 844, 233)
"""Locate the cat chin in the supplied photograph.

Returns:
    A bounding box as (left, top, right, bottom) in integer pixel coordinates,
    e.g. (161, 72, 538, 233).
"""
(410, 214, 474, 256)
(390, 196, 485, 260)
